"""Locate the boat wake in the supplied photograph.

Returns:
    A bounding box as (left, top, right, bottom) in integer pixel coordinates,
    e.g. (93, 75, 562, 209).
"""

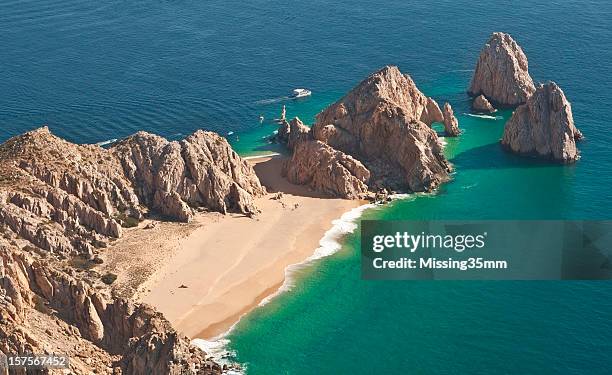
(464, 113, 502, 120)
(255, 96, 289, 105)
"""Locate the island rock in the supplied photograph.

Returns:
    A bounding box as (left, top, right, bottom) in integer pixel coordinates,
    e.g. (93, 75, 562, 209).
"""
(472, 94, 496, 113)
(501, 82, 583, 163)
(468, 32, 535, 106)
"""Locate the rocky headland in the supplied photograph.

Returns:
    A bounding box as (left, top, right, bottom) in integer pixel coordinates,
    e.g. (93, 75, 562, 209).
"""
(468, 32, 535, 107)
(501, 82, 583, 163)
(0, 127, 263, 374)
(279, 66, 454, 198)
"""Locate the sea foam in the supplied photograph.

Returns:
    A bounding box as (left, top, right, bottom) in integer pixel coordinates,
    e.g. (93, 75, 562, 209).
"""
(94, 138, 117, 147)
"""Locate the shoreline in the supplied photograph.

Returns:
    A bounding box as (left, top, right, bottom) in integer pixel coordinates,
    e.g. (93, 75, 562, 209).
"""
(135, 155, 365, 340)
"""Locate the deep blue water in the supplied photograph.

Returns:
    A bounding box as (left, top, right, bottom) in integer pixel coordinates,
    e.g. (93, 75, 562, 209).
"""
(2, 1, 612, 374)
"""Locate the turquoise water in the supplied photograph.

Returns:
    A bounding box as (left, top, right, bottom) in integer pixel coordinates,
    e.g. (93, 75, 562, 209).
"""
(2, 1, 612, 374)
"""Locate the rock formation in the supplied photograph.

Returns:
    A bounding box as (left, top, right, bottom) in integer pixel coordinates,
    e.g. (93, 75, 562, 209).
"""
(310, 66, 451, 192)
(442, 103, 461, 137)
(0, 127, 263, 258)
(0, 126, 259, 373)
(501, 82, 583, 163)
(468, 32, 536, 106)
(112, 130, 264, 220)
(286, 117, 311, 151)
(472, 94, 496, 113)
(283, 140, 370, 199)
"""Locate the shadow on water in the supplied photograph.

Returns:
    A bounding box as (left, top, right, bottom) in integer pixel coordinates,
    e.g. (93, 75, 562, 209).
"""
(451, 142, 570, 170)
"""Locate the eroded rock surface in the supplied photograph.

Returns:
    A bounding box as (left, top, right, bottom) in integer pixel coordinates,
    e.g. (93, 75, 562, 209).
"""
(283, 140, 370, 199)
(310, 66, 451, 192)
(112, 130, 264, 220)
(468, 32, 535, 106)
(501, 82, 583, 162)
(442, 103, 461, 137)
(0, 126, 257, 374)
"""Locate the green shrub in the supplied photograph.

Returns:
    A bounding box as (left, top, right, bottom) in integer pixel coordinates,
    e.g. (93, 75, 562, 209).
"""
(101, 273, 117, 285)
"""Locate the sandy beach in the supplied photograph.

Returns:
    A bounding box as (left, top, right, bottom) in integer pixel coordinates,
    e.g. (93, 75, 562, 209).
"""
(125, 155, 362, 339)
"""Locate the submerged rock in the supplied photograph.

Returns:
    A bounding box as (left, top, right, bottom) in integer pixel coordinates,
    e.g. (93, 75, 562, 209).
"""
(501, 82, 583, 163)
(472, 94, 496, 113)
(442, 102, 461, 137)
(468, 32, 535, 106)
(311, 65, 451, 192)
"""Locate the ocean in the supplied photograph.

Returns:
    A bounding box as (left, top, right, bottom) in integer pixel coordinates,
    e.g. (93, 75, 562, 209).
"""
(2, 0, 612, 374)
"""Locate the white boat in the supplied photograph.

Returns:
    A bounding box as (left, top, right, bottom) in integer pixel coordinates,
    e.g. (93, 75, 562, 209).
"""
(290, 88, 311, 98)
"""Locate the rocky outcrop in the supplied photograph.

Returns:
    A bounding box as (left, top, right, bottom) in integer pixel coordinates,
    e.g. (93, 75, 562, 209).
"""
(283, 140, 370, 199)
(0, 126, 258, 373)
(501, 82, 583, 163)
(442, 103, 461, 137)
(472, 94, 496, 113)
(311, 66, 451, 192)
(286, 117, 312, 150)
(468, 32, 536, 106)
(0, 127, 263, 259)
(112, 130, 264, 220)
(0, 241, 224, 374)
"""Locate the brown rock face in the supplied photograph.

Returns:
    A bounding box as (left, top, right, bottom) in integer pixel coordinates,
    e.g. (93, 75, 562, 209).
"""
(283, 140, 370, 199)
(442, 103, 461, 137)
(311, 66, 451, 192)
(0, 127, 256, 374)
(472, 94, 496, 113)
(112, 130, 264, 220)
(468, 32, 536, 106)
(0, 127, 263, 259)
(501, 82, 583, 163)
(0, 243, 223, 374)
(286, 117, 312, 150)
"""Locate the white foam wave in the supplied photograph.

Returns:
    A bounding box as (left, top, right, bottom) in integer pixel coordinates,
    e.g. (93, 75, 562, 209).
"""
(464, 113, 501, 120)
(94, 138, 117, 147)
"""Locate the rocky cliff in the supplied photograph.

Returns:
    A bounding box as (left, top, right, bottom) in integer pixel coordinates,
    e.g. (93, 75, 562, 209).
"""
(468, 32, 536, 107)
(501, 82, 583, 163)
(0, 127, 259, 374)
(308, 66, 451, 193)
(112, 130, 264, 221)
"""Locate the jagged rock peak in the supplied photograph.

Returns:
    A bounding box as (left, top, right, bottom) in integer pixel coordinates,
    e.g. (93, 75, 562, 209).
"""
(468, 32, 536, 106)
(442, 103, 461, 137)
(0, 127, 264, 258)
(501, 82, 583, 163)
(323, 65, 444, 126)
(112, 130, 265, 221)
(311, 65, 451, 193)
